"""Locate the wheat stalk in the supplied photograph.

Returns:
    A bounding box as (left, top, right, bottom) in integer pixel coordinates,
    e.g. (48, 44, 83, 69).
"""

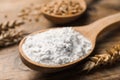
(0, 29, 25, 47)
(0, 20, 24, 32)
(82, 43, 120, 71)
(0, 20, 25, 47)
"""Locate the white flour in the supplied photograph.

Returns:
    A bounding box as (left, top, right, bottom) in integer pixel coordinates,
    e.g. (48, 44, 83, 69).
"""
(22, 27, 92, 65)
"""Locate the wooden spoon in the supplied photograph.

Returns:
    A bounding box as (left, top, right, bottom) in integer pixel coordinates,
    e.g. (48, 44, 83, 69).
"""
(42, 0, 87, 24)
(19, 13, 120, 73)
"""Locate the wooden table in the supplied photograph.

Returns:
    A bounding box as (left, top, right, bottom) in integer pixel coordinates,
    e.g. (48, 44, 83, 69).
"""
(0, 0, 120, 80)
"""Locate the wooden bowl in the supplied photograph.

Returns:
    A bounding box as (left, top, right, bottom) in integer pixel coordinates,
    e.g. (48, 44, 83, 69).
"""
(18, 29, 91, 73)
(42, 0, 87, 24)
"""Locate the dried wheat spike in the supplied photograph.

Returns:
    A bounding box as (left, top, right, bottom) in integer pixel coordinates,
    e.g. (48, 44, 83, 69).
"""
(82, 43, 120, 71)
(0, 29, 25, 47)
(0, 20, 24, 32)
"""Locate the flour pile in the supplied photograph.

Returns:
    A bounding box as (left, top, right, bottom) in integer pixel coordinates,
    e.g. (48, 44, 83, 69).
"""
(22, 27, 92, 65)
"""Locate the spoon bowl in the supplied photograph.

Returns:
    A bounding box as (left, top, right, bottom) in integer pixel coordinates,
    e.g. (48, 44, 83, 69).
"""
(19, 13, 120, 73)
(42, 0, 87, 24)
(19, 30, 93, 73)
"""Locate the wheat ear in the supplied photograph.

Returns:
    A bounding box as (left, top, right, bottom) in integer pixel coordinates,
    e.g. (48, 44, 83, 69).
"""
(0, 20, 24, 32)
(0, 20, 25, 47)
(82, 43, 120, 71)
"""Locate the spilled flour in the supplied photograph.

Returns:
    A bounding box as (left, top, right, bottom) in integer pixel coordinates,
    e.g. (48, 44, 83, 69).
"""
(22, 27, 92, 65)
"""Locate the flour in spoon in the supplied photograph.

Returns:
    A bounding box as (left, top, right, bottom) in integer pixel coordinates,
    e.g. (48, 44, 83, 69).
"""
(22, 27, 92, 65)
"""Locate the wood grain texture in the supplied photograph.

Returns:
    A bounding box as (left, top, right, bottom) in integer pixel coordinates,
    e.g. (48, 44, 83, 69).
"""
(0, 0, 120, 80)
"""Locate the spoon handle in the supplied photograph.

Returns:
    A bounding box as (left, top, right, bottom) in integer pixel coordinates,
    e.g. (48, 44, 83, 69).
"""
(89, 13, 120, 35)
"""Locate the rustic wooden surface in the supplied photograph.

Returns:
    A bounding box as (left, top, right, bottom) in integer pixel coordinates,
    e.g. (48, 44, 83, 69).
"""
(0, 0, 120, 80)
